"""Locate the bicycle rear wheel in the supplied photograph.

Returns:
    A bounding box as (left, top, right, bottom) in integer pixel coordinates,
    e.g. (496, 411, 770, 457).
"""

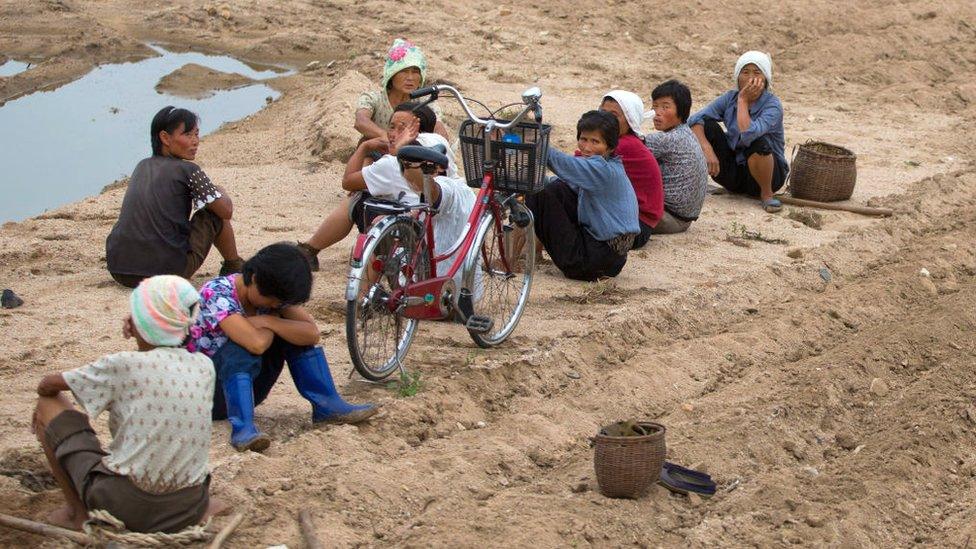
(345, 217, 429, 380)
(462, 200, 535, 348)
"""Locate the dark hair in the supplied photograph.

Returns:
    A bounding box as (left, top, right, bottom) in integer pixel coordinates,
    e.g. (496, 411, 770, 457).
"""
(150, 106, 199, 156)
(576, 110, 619, 153)
(242, 243, 312, 306)
(393, 102, 436, 133)
(651, 80, 692, 123)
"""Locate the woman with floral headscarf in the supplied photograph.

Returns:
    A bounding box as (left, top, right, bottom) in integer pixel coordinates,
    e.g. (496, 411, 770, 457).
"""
(355, 39, 450, 142)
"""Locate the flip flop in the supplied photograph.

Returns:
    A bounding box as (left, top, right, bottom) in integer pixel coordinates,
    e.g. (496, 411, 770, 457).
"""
(658, 462, 717, 498)
(762, 197, 783, 213)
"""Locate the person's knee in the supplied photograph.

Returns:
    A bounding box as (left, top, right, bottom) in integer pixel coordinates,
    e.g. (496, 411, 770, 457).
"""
(744, 136, 774, 160)
(34, 394, 75, 432)
(213, 341, 264, 380)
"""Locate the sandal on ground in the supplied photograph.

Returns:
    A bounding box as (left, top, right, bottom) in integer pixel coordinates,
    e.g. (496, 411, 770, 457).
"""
(761, 197, 783, 213)
(658, 462, 717, 498)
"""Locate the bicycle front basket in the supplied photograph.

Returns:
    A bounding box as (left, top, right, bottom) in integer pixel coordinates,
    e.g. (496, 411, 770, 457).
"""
(458, 119, 552, 194)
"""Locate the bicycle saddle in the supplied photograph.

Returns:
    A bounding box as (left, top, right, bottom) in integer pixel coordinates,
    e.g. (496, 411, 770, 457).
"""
(397, 145, 449, 169)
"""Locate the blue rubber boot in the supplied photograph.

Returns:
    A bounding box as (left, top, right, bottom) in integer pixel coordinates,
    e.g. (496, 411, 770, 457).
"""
(222, 373, 271, 452)
(286, 346, 379, 424)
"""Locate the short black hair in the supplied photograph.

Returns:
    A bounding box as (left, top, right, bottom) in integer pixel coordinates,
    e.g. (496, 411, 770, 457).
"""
(394, 102, 436, 133)
(651, 80, 692, 123)
(576, 110, 619, 153)
(242, 243, 312, 306)
(150, 106, 199, 156)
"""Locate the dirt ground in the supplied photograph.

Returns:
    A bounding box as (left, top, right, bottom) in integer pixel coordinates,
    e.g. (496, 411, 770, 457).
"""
(2, 0, 976, 546)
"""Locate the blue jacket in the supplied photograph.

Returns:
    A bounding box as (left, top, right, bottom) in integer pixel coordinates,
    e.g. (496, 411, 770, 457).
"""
(688, 89, 788, 173)
(547, 149, 640, 242)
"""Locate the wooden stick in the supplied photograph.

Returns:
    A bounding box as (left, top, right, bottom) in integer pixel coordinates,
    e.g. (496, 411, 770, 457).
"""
(298, 510, 324, 549)
(0, 512, 91, 544)
(208, 511, 246, 549)
(779, 195, 893, 217)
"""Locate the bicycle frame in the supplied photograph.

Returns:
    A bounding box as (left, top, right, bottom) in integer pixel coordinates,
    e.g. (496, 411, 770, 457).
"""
(346, 84, 541, 322)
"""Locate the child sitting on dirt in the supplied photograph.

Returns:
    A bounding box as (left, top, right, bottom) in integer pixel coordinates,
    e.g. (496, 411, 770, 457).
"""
(599, 90, 664, 248)
(355, 38, 451, 142)
(188, 243, 378, 452)
(106, 106, 244, 288)
(689, 51, 789, 213)
(644, 80, 709, 233)
(523, 110, 639, 281)
(298, 103, 456, 270)
(31, 275, 220, 533)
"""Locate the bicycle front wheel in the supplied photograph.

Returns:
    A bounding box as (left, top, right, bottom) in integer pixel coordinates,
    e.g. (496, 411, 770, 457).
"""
(345, 216, 429, 381)
(462, 200, 535, 348)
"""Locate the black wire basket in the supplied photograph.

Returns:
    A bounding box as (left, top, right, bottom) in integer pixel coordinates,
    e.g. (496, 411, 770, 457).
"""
(458, 119, 552, 194)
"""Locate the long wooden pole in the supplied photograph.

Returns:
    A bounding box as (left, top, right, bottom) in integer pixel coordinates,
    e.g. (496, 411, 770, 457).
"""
(779, 195, 893, 217)
(299, 510, 324, 549)
(209, 511, 246, 549)
(0, 512, 91, 544)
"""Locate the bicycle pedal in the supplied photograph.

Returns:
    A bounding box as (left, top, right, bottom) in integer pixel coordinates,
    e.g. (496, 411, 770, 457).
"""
(465, 315, 494, 334)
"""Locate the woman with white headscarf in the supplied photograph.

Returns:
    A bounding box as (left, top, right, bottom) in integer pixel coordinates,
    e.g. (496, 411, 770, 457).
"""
(600, 90, 663, 249)
(688, 51, 789, 213)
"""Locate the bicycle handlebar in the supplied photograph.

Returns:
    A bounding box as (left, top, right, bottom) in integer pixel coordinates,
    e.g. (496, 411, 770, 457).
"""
(410, 84, 543, 129)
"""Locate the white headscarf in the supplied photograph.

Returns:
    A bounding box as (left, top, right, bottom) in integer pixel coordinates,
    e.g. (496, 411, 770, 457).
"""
(602, 90, 648, 138)
(416, 132, 459, 179)
(734, 51, 773, 87)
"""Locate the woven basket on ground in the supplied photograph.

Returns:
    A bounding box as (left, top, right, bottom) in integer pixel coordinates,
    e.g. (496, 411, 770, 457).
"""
(593, 421, 666, 498)
(788, 141, 857, 202)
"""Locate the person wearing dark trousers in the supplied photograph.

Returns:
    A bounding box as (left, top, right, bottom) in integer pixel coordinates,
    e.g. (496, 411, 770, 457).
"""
(689, 51, 789, 213)
(523, 111, 640, 281)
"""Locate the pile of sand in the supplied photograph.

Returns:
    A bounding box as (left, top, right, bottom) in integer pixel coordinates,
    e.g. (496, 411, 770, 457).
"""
(154, 63, 255, 98)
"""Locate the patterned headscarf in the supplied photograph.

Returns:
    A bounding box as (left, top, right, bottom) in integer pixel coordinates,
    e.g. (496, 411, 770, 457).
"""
(734, 51, 773, 88)
(130, 275, 201, 347)
(382, 38, 428, 90)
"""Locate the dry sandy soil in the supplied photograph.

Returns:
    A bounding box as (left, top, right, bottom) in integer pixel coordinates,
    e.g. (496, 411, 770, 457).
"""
(2, 0, 976, 546)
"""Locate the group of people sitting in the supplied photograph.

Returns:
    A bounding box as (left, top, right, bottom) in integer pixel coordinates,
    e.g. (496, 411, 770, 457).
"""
(31, 39, 787, 533)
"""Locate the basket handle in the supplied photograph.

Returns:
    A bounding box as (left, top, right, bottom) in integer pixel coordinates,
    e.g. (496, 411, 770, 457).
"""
(781, 144, 799, 196)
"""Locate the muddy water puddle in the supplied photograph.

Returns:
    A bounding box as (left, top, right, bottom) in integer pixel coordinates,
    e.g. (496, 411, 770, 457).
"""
(0, 44, 294, 223)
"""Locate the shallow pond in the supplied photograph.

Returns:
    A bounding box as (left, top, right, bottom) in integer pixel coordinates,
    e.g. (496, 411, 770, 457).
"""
(0, 59, 31, 77)
(0, 44, 293, 223)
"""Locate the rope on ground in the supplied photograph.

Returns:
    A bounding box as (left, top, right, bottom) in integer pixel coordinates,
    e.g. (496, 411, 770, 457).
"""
(83, 509, 212, 547)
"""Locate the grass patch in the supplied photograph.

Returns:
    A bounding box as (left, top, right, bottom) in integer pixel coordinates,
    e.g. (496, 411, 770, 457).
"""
(557, 279, 625, 305)
(725, 221, 789, 246)
(387, 370, 423, 398)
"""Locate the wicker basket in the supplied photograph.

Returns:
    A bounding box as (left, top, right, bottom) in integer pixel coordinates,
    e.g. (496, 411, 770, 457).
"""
(458, 119, 552, 195)
(593, 421, 667, 498)
(788, 141, 857, 202)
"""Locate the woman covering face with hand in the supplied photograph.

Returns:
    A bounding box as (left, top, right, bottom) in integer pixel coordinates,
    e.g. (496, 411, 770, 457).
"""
(688, 51, 789, 213)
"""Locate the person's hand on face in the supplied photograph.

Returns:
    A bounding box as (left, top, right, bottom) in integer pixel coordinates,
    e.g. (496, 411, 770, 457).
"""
(740, 76, 764, 103)
(393, 116, 420, 150)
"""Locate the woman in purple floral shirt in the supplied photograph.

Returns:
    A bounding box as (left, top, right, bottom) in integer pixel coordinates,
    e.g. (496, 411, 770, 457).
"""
(189, 243, 377, 452)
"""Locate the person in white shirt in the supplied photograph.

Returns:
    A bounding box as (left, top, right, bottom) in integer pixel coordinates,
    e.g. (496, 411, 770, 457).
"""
(297, 103, 457, 271)
(31, 276, 222, 533)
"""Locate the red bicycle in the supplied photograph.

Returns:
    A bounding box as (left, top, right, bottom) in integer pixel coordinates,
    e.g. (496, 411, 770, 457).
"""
(344, 84, 551, 380)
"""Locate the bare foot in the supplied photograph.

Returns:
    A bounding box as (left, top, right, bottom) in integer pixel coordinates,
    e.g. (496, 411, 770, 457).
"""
(46, 505, 87, 530)
(201, 497, 231, 522)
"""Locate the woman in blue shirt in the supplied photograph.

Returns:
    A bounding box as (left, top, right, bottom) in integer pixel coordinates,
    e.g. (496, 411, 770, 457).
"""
(524, 110, 640, 281)
(689, 51, 788, 213)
